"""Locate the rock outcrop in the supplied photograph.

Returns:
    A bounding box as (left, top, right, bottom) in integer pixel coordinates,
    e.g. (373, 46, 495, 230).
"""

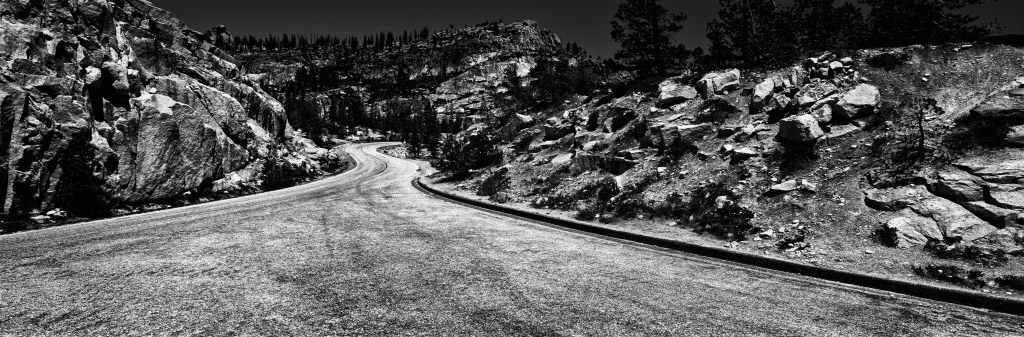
(0, 0, 330, 217)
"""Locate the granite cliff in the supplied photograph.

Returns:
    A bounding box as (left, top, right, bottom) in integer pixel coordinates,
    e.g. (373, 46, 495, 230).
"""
(0, 0, 337, 221)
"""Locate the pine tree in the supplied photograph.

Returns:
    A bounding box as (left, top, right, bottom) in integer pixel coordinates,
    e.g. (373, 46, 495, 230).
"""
(706, 0, 793, 68)
(610, 0, 687, 75)
(788, 0, 866, 53)
(862, 0, 997, 47)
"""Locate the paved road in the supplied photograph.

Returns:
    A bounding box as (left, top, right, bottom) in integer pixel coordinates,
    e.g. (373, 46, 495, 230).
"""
(0, 143, 1021, 336)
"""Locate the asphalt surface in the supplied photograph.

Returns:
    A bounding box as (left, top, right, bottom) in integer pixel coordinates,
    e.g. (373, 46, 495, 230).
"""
(0, 142, 1021, 336)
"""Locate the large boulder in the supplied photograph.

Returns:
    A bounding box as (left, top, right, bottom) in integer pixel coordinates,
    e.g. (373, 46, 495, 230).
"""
(765, 94, 796, 122)
(864, 185, 931, 211)
(810, 104, 833, 125)
(665, 123, 715, 150)
(657, 77, 698, 108)
(541, 123, 574, 141)
(101, 61, 130, 96)
(834, 84, 880, 122)
(609, 96, 639, 111)
(776, 114, 824, 143)
(643, 123, 715, 152)
(123, 94, 248, 202)
(749, 79, 774, 114)
(642, 125, 665, 149)
(885, 213, 944, 248)
(697, 69, 740, 98)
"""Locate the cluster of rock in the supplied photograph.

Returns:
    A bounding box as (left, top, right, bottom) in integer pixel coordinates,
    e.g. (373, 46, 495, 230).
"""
(753, 53, 879, 144)
(0, 0, 333, 218)
(488, 51, 882, 184)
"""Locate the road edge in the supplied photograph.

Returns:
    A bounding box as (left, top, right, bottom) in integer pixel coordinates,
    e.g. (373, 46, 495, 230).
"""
(414, 177, 1024, 317)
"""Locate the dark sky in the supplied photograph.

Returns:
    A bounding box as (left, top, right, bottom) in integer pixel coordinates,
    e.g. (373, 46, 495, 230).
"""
(152, 0, 1023, 59)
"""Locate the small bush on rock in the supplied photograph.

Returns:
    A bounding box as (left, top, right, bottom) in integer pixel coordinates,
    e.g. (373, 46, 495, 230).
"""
(684, 182, 754, 240)
(995, 275, 1024, 292)
(262, 157, 306, 191)
(610, 194, 650, 218)
(776, 228, 810, 251)
(912, 264, 987, 289)
(477, 167, 511, 196)
(925, 241, 1010, 267)
(574, 201, 603, 221)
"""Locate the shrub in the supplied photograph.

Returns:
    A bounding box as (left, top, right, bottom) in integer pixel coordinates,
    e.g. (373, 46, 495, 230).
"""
(262, 157, 306, 191)
(684, 182, 754, 240)
(912, 263, 987, 289)
(650, 191, 687, 218)
(476, 167, 510, 196)
(546, 175, 620, 211)
(574, 201, 602, 221)
(995, 275, 1024, 292)
(924, 241, 1010, 267)
(610, 194, 651, 218)
(432, 132, 502, 179)
(776, 228, 810, 251)
(866, 52, 908, 70)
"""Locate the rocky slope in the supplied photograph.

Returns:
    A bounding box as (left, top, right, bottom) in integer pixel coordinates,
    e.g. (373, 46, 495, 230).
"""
(0, 0, 337, 224)
(438, 43, 1024, 289)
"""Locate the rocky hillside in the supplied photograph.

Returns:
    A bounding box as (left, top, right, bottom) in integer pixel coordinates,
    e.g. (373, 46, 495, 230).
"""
(235, 20, 589, 140)
(0, 0, 338, 223)
(439, 42, 1024, 288)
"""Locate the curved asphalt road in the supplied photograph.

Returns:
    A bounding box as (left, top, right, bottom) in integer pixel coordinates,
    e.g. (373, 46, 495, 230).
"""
(0, 142, 1021, 336)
